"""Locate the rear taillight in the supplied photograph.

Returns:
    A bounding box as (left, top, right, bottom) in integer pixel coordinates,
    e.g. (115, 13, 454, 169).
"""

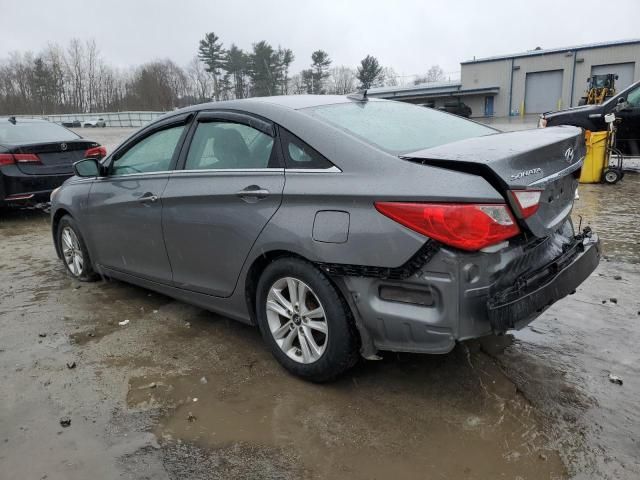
(0, 154, 14, 166)
(85, 146, 107, 158)
(0, 153, 40, 165)
(375, 202, 520, 251)
(509, 190, 542, 219)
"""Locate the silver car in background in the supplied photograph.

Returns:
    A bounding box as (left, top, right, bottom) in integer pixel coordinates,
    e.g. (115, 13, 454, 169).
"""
(50, 95, 600, 381)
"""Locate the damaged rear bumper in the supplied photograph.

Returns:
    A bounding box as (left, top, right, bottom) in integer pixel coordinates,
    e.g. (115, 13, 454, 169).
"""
(487, 230, 600, 331)
(336, 226, 600, 357)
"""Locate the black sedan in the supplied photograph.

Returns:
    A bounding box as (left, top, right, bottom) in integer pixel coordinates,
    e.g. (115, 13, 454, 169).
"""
(0, 117, 105, 207)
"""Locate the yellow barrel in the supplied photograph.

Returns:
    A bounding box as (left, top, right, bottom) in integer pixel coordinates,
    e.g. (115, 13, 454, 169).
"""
(579, 131, 608, 183)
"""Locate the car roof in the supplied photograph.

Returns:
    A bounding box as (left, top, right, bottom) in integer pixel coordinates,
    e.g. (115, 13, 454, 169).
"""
(172, 94, 387, 116)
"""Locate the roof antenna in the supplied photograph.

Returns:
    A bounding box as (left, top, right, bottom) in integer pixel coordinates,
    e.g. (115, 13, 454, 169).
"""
(8, 116, 16, 125)
(347, 89, 368, 102)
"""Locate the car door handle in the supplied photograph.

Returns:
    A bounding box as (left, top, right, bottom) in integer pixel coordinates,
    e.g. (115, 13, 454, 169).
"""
(235, 185, 270, 202)
(138, 192, 158, 203)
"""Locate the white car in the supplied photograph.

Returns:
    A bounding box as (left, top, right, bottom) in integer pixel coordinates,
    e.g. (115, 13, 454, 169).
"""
(83, 118, 106, 128)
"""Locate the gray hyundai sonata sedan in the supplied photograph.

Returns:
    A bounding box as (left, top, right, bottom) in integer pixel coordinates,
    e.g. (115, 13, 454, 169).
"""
(50, 95, 600, 381)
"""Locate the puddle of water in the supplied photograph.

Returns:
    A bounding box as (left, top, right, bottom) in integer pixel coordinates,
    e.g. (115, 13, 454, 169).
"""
(573, 173, 640, 263)
(124, 316, 566, 480)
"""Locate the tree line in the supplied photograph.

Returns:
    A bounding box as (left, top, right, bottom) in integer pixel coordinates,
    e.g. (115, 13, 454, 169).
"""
(0, 34, 446, 115)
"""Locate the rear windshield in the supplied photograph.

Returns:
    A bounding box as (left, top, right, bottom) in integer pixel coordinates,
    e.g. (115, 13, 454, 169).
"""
(304, 100, 496, 154)
(0, 120, 80, 145)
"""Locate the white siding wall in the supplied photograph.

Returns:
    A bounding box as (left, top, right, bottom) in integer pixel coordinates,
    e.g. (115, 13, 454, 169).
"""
(461, 59, 511, 117)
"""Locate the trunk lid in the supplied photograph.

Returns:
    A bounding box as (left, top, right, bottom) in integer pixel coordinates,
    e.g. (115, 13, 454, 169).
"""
(10, 140, 99, 175)
(401, 126, 585, 238)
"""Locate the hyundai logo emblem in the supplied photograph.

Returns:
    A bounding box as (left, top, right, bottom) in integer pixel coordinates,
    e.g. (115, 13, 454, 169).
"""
(60, 143, 68, 151)
(564, 147, 574, 164)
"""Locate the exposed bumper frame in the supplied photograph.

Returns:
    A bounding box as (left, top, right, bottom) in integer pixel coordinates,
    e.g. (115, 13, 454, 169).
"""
(487, 229, 600, 331)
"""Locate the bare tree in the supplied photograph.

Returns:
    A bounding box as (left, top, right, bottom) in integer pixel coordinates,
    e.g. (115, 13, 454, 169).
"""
(328, 66, 356, 94)
(187, 56, 212, 102)
(414, 64, 445, 85)
(65, 39, 85, 111)
(85, 39, 99, 112)
(380, 67, 399, 87)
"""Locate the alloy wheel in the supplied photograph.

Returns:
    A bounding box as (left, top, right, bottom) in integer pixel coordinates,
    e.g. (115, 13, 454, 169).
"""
(266, 277, 328, 364)
(61, 226, 84, 277)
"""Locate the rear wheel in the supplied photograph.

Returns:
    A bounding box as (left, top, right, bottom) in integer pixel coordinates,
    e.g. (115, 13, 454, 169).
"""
(256, 257, 359, 382)
(57, 215, 98, 281)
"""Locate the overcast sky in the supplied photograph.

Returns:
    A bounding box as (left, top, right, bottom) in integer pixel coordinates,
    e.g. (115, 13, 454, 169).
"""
(2, 0, 639, 78)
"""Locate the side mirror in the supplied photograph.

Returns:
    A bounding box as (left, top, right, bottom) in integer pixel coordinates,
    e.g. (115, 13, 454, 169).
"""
(73, 158, 101, 177)
(614, 96, 630, 113)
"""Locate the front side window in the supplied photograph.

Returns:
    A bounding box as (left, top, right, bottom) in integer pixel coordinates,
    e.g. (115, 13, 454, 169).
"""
(112, 125, 185, 176)
(305, 100, 496, 154)
(626, 86, 640, 107)
(185, 121, 275, 170)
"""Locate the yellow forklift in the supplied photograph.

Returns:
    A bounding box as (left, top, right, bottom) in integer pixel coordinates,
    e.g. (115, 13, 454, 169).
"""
(578, 73, 618, 105)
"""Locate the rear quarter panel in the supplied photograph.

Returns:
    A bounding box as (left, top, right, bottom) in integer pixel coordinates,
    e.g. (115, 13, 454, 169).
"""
(250, 162, 504, 269)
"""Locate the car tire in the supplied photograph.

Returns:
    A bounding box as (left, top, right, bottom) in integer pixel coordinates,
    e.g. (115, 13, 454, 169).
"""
(57, 215, 98, 281)
(256, 257, 359, 382)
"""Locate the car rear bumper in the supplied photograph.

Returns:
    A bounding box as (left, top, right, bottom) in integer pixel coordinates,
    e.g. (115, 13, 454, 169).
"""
(0, 165, 71, 205)
(336, 226, 600, 356)
(487, 232, 600, 331)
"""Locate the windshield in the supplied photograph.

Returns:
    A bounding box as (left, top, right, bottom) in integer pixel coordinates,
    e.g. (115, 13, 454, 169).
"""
(304, 100, 496, 154)
(0, 120, 80, 145)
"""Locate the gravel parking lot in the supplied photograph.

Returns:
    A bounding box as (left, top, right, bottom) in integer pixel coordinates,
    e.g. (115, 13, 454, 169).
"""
(1, 127, 639, 479)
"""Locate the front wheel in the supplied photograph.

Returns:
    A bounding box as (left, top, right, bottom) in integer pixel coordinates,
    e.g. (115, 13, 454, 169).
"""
(256, 257, 359, 382)
(57, 215, 98, 281)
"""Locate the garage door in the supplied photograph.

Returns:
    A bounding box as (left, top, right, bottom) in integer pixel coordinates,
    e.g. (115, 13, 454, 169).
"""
(525, 70, 564, 113)
(591, 63, 635, 90)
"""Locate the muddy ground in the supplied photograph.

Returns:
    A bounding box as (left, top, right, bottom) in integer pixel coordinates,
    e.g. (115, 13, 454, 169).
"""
(1, 128, 639, 479)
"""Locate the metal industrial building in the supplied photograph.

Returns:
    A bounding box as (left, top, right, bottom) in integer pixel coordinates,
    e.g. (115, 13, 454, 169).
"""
(368, 39, 640, 118)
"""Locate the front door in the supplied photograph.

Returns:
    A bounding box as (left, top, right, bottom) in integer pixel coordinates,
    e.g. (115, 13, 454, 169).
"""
(162, 113, 284, 297)
(86, 123, 187, 283)
(616, 84, 640, 156)
(484, 96, 494, 117)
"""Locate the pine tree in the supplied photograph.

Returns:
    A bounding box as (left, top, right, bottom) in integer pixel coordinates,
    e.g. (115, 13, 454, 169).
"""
(357, 55, 383, 90)
(310, 50, 331, 94)
(198, 32, 225, 101)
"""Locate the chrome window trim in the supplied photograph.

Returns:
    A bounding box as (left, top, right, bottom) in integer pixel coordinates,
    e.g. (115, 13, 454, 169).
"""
(172, 168, 284, 175)
(170, 166, 342, 175)
(81, 165, 342, 180)
(285, 166, 342, 173)
(95, 170, 173, 180)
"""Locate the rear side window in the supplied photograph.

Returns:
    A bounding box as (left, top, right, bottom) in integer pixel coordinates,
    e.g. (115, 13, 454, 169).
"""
(279, 128, 334, 169)
(112, 125, 184, 176)
(185, 121, 276, 170)
(0, 120, 80, 144)
(304, 101, 495, 154)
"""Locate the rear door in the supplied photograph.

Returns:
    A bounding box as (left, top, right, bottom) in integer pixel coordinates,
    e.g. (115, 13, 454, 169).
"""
(85, 115, 190, 283)
(162, 111, 284, 297)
